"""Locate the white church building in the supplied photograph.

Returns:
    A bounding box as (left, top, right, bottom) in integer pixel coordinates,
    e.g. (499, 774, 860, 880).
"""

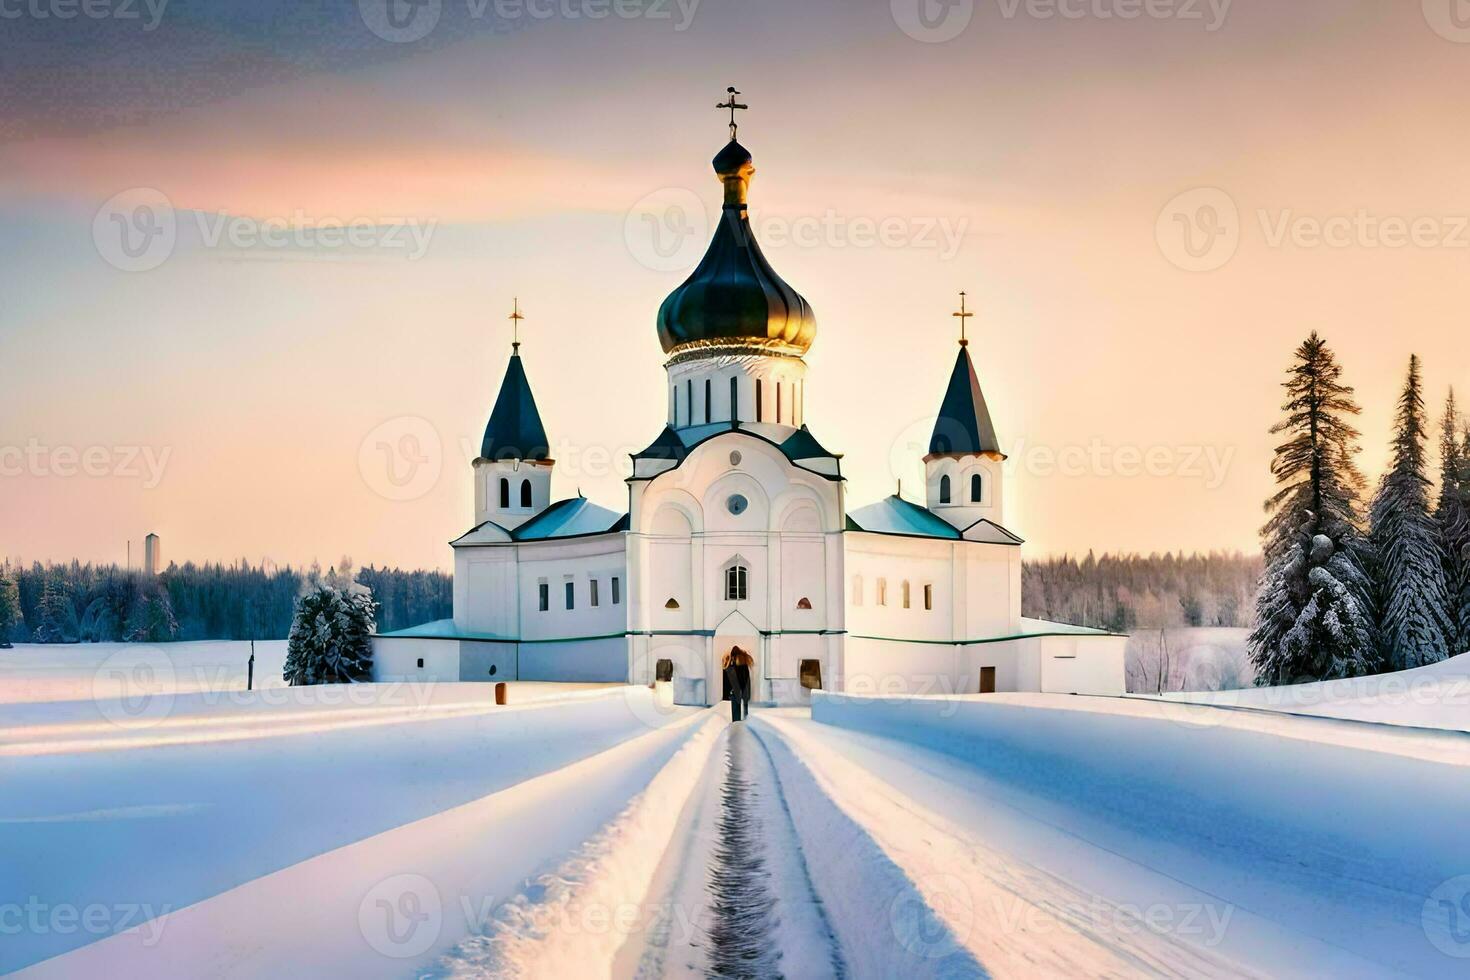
(373, 115, 1125, 705)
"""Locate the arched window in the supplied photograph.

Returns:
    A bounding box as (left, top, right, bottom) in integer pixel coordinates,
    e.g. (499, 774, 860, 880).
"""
(725, 563, 749, 601)
(971, 473, 983, 503)
(902, 581, 911, 609)
(665, 597, 681, 609)
(796, 597, 813, 610)
(876, 578, 888, 606)
(705, 378, 712, 424)
(498, 478, 510, 509)
(755, 379, 764, 422)
(520, 479, 532, 508)
(852, 575, 863, 606)
(939, 475, 952, 504)
(730, 376, 739, 422)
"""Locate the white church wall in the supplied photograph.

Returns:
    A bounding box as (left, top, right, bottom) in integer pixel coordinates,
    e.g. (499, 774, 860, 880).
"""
(456, 550, 518, 636)
(459, 641, 517, 682)
(844, 533, 958, 644)
(926, 454, 1005, 531)
(372, 637, 460, 683)
(515, 536, 629, 643)
(1036, 634, 1128, 696)
(519, 637, 628, 683)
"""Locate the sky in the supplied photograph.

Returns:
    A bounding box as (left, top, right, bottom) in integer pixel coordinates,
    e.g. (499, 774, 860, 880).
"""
(3, 0, 1470, 572)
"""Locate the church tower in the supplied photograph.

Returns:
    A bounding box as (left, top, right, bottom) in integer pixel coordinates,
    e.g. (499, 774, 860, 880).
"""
(925, 293, 1007, 531)
(473, 303, 553, 531)
(655, 88, 817, 434)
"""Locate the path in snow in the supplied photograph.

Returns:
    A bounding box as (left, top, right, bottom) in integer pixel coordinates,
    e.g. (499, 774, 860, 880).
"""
(633, 720, 844, 980)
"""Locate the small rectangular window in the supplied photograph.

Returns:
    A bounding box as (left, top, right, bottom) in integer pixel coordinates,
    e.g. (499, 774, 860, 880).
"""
(590, 579, 600, 607)
(612, 576, 622, 605)
(538, 582, 549, 612)
(924, 584, 933, 611)
(877, 578, 887, 606)
(565, 580, 575, 610)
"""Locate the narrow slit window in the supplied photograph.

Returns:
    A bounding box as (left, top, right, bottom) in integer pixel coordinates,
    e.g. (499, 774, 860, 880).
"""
(971, 473, 983, 502)
(499, 478, 510, 509)
(924, 584, 933, 611)
(565, 581, 575, 610)
(590, 579, 600, 607)
(611, 576, 622, 605)
(520, 479, 532, 508)
(902, 581, 911, 609)
(730, 376, 739, 422)
(939, 475, 952, 504)
(538, 582, 549, 612)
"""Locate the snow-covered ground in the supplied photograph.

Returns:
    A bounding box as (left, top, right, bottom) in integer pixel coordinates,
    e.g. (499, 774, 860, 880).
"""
(0, 640, 290, 704)
(6, 651, 1470, 977)
(1153, 650, 1470, 731)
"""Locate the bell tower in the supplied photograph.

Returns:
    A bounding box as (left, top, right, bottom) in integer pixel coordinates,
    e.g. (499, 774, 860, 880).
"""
(473, 300, 554, 531)
(925, 292, 1007, 531)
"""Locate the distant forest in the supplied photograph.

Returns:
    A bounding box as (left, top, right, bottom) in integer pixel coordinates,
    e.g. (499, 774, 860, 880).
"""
(4, 551, 1259, 645)
(1022, 551, 1262, 633)
(1, 559, 451, 644)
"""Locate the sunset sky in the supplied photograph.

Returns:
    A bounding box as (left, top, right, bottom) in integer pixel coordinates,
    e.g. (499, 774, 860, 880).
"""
(4, 0, 1470, 571)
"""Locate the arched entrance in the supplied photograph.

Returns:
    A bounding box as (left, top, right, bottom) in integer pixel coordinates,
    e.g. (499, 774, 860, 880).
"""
(712, 610, 761, 708)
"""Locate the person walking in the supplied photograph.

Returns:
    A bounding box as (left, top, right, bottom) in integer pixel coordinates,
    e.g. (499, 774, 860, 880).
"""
(731, 646, 753, 721)
(722, 649, 745, 722)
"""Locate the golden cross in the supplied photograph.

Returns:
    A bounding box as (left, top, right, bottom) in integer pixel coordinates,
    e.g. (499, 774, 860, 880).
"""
(509, 298, 525, 350)
(717, 86, 748, 140)
(952, 290, 975, 347)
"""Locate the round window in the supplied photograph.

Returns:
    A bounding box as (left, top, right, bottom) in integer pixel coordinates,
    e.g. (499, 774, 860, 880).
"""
(726, 494, 749, 516)
(729, 451, 743, 467)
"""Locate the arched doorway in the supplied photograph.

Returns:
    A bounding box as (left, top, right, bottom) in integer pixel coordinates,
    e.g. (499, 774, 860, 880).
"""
(712, 610, 761, 708)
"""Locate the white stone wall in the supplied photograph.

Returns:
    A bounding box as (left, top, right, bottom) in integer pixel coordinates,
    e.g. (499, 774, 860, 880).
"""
(926, 453, 1005, 531)
(666, 353, 808, 429)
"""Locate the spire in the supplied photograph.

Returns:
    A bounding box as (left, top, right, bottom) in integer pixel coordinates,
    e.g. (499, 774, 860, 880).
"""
(928, 311, 1005, 459)
(480, 303, 551, 462)
(953, 290, 974, 347)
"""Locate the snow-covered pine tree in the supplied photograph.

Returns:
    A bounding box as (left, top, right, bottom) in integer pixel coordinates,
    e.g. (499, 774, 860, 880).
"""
(0, 565, 20, 648)
(1434, 389, 1470, 655)
(31, 572, 77, 644)
(283, 583, 378, 685)
(1369, 355, 1453, 669)
(1249, 332, 1378, 685)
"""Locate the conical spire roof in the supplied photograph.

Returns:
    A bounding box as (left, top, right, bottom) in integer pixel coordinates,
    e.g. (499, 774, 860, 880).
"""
(480, 351, 551, 461)
(928, 344, 1004, 459)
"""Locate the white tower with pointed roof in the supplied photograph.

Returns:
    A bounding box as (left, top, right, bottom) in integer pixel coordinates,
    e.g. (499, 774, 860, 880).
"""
(925, 294, 1008, 533)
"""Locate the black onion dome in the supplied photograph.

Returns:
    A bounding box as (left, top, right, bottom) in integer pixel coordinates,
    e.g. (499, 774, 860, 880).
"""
(656, 140, 817, 357)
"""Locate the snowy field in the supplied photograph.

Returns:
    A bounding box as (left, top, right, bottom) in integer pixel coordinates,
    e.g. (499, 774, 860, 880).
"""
(0, 640, 291, 705)
(1151, 650, 1470, 731)
(4, 650, 1470, 977)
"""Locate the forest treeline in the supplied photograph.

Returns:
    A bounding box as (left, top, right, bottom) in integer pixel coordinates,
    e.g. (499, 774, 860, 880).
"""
(0, 558, 450, 644)
(1022, 551, 1262, 633)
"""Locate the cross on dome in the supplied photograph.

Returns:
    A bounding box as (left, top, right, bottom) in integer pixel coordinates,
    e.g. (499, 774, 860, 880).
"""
(953, 290, 975, 347)
(508, 297, 525, 351)
(717, 86, 748, 140)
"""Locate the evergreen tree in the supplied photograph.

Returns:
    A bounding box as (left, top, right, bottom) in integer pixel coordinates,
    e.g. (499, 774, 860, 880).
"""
(1249, 332, 1378, 685)
(283, 583, 377, 685)
(1435, 390, 1470, 654)
(125, 587, 179, 643)
(32, 571, 78, 644)
(0, 566, 20, 647)
(1370, 356, 1453, 669)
